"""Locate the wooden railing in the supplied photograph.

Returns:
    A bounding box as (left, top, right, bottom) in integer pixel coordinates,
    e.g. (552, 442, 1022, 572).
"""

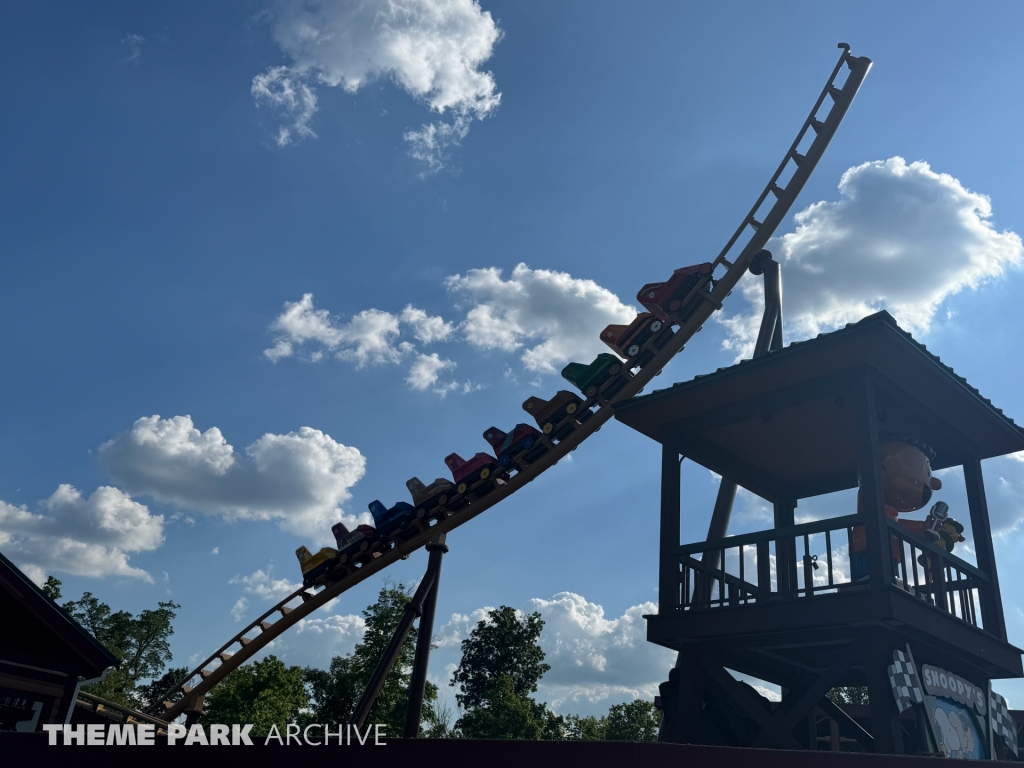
(672, 514, 992, 632)
(886, 517, 988, 629)
(674, 514, 861, 609)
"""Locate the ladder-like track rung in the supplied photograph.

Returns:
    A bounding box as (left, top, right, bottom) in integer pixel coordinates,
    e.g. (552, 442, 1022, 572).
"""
(163, 700, 175, 709)
(791, 151, 805, 166)
(810, 118, 825, 134)
(200, 669, 214, 679)
(770, 184, 785, 199)
(182, 685, 194, 694)
(749, 219, 762, 230)
(828, 86, 842, 101)
(280, 606, 293, 616)
(239, 636, 252, 646)
(218, 652, 233, 662)
(260, 621, 274, 631)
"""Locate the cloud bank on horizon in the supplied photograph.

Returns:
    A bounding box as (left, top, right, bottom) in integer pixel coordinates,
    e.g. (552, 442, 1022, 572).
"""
(230, 585, 674, 712)
(253, 0, 502, 172)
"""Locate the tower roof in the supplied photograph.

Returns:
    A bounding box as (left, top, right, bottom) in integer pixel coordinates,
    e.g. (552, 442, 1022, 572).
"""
(614, 311, 1024, 501)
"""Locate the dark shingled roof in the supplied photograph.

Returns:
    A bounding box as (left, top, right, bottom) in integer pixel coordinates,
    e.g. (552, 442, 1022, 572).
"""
(640, 311, 1020, 429)
(0, 550, 118, 677)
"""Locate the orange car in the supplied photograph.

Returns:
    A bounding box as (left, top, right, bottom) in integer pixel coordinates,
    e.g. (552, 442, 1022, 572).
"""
(522, 390, 588, 437)
(600, 313, 665, 359)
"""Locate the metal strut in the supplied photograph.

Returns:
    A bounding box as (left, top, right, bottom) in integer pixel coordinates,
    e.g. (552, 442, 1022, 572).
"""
(349, 532, 447, 732)
(696, 249, 783, 602)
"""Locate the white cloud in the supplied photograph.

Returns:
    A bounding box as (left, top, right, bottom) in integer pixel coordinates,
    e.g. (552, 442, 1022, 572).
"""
(264, 294, 412, 367)
(400, 305, 454, 344)
(719, 157, 1023, 358)
(251, 66, 319, 147)
(986, 454, 1024, 537)
(254, 0, 502, 170)
(265, 294, 467, 392)
(231, 597, 249, 622)
(0, 485, 164, 582)
(99, 415, 369, 542)
(446, 264, 638, 374)
(230, 567, 302, 602)
(121, 34, 145, 66)
(212, 546, 219, 555)
(407, 352, 456, 391)
(265, 265, 640, 385)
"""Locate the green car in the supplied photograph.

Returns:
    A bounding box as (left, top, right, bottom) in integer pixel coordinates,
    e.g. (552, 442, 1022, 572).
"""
(561, 353, 623, 398)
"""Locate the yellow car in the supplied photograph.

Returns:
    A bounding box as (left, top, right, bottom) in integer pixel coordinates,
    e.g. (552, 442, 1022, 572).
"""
(295, 546, 338, 588)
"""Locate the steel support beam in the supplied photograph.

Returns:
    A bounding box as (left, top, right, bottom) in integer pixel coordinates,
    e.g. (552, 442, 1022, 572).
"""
(403, 535, 448, 737)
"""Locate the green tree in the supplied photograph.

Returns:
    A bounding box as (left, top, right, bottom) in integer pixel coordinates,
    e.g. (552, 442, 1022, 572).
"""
(828, 686, 869, 705)
(604, 699, 660, 741)
(303, 655, 361, 726)
(450, 606, 563, 739)
(564, 713, 607, 740)
(137, 666, 189, 712)
(42, 575, 62, 601)
(205, 655, 307, 736)
(456, 675, 565, 740)
(451, 607, 550, 710)
(301, 582, 439, 735)
(59, 589, 180, 709)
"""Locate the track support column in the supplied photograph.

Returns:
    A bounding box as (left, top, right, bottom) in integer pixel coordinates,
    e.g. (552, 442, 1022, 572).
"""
(350, 533, 445, 730)
(403, 534, 448, 737)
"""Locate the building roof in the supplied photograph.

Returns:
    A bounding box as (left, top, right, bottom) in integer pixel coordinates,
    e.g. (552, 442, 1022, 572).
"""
(0, 550, 118, 678)
(614, 311, 1024, 501)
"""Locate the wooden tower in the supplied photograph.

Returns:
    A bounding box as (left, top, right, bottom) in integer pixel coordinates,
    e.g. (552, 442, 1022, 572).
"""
(614, 311, 1023, 755)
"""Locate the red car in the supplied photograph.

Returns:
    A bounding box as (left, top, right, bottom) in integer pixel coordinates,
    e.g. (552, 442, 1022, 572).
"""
(637, 262, 714, 321)
(445, 452, 500, 495)
(483, 423, 544, 468)
(600, 312, 665, 359)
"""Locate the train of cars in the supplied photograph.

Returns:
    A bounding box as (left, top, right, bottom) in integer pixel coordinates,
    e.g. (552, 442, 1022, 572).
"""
(296, 258, 723, 588)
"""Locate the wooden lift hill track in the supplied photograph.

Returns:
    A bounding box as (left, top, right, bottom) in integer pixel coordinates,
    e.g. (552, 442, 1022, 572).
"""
(157, 45, 872, 723)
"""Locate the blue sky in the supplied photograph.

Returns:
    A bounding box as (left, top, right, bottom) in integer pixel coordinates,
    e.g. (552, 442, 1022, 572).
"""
(3, 1, 1024, 716)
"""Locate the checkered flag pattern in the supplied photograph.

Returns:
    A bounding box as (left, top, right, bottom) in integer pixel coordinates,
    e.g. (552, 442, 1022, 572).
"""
(887, 649, 923, 714)
(990, 691, 1018, 757)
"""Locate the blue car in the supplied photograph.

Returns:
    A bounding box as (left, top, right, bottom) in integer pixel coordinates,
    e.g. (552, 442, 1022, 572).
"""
(368, 499, 417, 539)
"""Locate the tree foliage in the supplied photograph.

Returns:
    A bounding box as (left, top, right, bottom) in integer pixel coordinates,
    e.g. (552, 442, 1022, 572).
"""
(451, 607, 550, 710)
(301, 582, 438, 735)
(604, 700, 660, 741)
(52, 580, 179, 709)
(828, 686, 869, 705)
(449, 606, 564, 739)
(205, 655, 307, 737)
(563, 700, 661, 741)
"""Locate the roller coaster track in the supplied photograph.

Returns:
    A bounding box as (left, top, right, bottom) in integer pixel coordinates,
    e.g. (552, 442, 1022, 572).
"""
(157, 45, 871, 722)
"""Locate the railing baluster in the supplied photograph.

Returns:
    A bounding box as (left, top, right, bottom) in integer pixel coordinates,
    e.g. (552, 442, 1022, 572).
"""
(825, 530, 834, 587)
(899, 542, 909, 592)
(757, 539, 771, 600)
(739, 544, 745, 604)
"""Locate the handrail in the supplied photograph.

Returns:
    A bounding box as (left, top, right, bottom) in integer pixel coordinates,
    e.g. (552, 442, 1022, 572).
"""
(885, 517, 989, 583)
(76, 691, 170, 730)
(676, 514, 861, 556)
